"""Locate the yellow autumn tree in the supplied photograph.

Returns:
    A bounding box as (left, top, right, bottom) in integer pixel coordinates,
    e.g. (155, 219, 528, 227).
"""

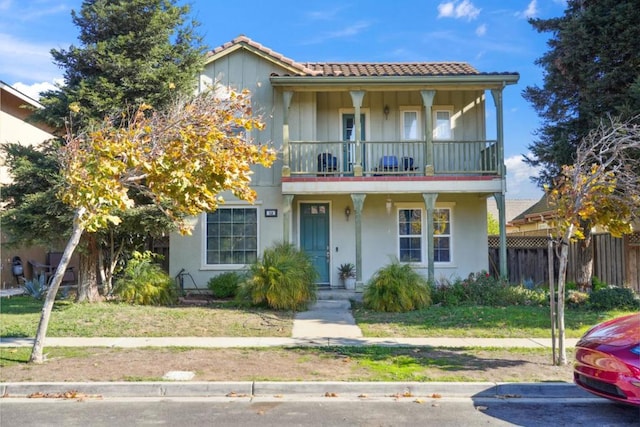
(547, 115, 640, 365)
(29, 88, 276, 363)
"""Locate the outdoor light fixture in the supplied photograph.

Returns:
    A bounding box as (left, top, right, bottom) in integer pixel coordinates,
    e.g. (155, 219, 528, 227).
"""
(383, 105, 390, 120)
(345, 206, 351, 221)
(386, 197, 393, 214)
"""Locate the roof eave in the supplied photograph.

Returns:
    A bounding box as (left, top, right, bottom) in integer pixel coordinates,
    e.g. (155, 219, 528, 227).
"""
(270, 74, 520, 90)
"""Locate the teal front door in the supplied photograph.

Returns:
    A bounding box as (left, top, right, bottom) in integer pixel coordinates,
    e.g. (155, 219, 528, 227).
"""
(300, 203, 330, 284)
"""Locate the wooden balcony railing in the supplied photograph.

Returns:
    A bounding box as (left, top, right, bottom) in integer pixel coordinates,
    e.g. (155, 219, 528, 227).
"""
(287, 140, 499, 176)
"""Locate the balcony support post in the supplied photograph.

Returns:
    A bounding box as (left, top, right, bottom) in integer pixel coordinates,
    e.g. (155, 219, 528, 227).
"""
(351, 193, 366, 286)
(422, 192, 438, 282)
(420, 90, 436, 176)
(350, 91, 365, 177)
(493, 192, 508, 278)
(282, 91, 293, 177)
(490, 88, 505, 178)
(282, 194, 294, 243)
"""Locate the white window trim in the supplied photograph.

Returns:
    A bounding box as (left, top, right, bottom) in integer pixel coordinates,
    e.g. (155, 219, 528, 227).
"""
(400, 107, 422, 141)
(201, 201, 262, 270)
(395, 203, 425, 266)
(394, 202, 456, 266)
(432, 105, 454, 141)
(434, 202, 455, 265)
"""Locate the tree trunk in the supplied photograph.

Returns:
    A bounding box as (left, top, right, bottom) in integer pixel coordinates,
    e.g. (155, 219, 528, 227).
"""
(76, 234, 102, 302)
(575, 225, 593, 291)
(548, 237, 557, 364)
(555, 226, 574, 366)
(30, 209, 85, 364)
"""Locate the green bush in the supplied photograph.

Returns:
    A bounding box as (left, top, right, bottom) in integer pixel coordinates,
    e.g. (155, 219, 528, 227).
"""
(431, 271, 547, 307)
(589, 287, 640, 311)
(591, 276, 608, 292)
(207, 272, 243, 299)
(113, 251, 176, 305)
(239, 242, 317, 311)
(363, 260, 431, 312)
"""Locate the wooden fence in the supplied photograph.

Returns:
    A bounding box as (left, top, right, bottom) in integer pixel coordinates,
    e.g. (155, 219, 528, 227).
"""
(488, 232, 640, 292)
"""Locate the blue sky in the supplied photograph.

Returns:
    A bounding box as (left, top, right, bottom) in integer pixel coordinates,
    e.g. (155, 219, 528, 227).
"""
(0, 0, 570, 200)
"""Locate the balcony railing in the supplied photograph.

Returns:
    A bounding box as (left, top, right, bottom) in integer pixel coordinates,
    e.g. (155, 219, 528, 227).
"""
(287, 140, 499, 176)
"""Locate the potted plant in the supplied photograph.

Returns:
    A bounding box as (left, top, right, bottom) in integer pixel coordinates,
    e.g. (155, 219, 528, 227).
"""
(338, 263, 356, 290)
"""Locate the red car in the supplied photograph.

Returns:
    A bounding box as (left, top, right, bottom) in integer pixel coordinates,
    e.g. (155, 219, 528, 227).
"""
(574, 313, 640, 406)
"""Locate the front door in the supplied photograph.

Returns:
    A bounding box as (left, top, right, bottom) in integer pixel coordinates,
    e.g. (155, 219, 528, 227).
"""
(300, 203, 330, 284)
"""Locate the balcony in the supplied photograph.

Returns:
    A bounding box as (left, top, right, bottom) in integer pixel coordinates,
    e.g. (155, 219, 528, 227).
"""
(287, 140, 499, 177)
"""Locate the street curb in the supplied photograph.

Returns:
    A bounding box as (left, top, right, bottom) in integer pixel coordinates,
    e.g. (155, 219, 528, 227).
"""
(0, 381, 591, 399)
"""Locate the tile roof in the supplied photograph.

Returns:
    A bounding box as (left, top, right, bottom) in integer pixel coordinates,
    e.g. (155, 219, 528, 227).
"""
(208, 36, 518, 78)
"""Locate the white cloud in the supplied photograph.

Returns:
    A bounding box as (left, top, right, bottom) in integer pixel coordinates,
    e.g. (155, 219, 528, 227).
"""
(437, 1, 480, 21)
(523, 0, 538, 18)
(0, 33, 62, 83)
(12, 80, 60, 100)
(475, 24, 487, 36)
(504, 154, 543, 199)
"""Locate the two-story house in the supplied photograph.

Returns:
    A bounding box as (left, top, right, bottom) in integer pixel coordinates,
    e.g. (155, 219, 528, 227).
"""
(169, 36, 519, 289)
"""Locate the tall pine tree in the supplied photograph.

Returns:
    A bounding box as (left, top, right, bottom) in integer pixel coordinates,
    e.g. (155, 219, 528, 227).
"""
(523, 0, 640, 288)
(3, 0, 206, 301)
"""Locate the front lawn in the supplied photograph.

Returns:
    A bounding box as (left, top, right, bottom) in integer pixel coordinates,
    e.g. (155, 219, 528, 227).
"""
(0, 297, 294, 337)
(353, 304, 635, 338)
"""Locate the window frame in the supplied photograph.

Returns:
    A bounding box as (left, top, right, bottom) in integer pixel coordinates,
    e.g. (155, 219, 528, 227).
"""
(201, 204, 261, 270)
(432, 106, 454, 141)
(400, 107, 422, 141)
(396, 205, 425, 265)
(395, 202, 455, 266)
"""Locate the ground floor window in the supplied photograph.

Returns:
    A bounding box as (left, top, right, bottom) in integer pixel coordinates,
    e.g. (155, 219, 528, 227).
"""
(398, 208, 422, 263)
(433, 208, 451, 262)
(397, 207, 452, 264)
(205, 207, 257, 265)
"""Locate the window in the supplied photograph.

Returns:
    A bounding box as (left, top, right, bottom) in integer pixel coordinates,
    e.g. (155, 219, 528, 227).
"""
(433, 208, 451, 262)
(433, 109, 452, 140)
(401, 109, 421, 140)
(397, 206, 452, 264)
(398, 208, 422, 263)
(205, 207, 257, 265)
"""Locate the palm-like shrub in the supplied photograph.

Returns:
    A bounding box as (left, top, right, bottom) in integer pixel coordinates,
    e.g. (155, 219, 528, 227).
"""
(363, 260, 431, 312)
(113, 251, 176, 305)
(240, 242, 317, 311)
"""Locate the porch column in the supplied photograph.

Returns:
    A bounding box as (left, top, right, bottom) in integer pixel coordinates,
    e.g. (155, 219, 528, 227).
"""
(350, 91, 365, 177)
(282, 91, 294, 177)
(490, 88, 505, 179)
(351, 193, 366, 285)
(420, 90, 436, 176)
(422, 193, 438, 282)
(493, 193, 508, 278)
(282, 194, 294, 243)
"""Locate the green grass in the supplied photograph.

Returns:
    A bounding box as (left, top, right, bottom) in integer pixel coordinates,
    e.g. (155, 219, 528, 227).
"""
(353, 304, 636, 338)
(0, 296, 294, 337)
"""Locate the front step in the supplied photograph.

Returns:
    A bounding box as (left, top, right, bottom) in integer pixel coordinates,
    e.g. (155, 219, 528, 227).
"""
(316, 289, 362, 302)
(311, 299, 352, 310)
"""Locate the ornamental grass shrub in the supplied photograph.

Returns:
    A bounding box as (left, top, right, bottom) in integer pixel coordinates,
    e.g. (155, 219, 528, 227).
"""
(363, 260, 431, 312)
(207, 271, 244, 299)
(113, 251, 176, 305)
(239, 242, 317, 311)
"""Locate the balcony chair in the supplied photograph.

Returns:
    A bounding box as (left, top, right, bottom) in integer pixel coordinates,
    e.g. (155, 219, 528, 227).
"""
(379, 155, 399, 172)
(317, 153, 338, 175)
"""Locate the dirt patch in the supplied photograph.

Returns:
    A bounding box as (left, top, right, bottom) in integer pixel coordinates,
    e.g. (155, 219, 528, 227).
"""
(0, 347, 574, 383)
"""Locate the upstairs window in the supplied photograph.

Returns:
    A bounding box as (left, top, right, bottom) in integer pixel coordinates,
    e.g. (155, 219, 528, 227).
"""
(401, 109, 421, 140)
(433, 109, 452, 140)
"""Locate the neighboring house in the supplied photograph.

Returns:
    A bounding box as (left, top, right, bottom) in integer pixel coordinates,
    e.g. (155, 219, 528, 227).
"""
(487, 198, 538, 234)
(0, 81, 56, 288)
(170, 36, 519, 288)
(505, 195, 553, 235)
